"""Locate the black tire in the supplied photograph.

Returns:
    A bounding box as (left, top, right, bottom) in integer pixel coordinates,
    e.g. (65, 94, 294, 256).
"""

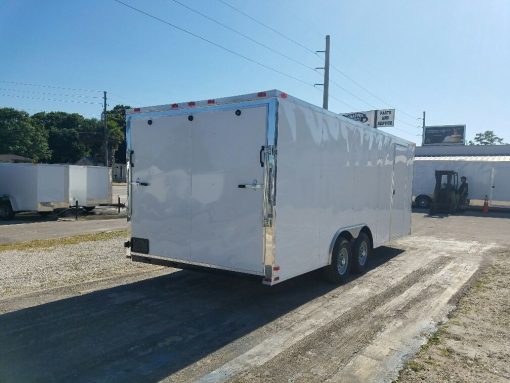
(415, 195, 431, 209)
(83, 206, 96, 212)
(352, 232, 371, 274)
(0, 202, 15, 220)
(324, 237, 352, 283)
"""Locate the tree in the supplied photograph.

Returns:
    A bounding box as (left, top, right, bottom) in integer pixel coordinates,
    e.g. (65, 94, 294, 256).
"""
(107, 118, 124, 165)
(0, 108, 51, 162)
(32, 112, 94, 163)
(0, 106, 128, 165)
(107, 105, 129, 164)
(468, 130, 505, 145)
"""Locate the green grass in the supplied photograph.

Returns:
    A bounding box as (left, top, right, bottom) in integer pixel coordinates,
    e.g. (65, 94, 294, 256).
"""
(438, 347, 453, 357)
(406, 360, 425, 372)
(418, 326, 446, 354)
(0, 230, 128, 252)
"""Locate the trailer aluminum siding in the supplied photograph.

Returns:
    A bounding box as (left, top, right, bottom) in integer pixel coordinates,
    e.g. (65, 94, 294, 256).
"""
(0, 163, 68, 212)
(126, 90, 414, 284)
(68, 165, 112, 207)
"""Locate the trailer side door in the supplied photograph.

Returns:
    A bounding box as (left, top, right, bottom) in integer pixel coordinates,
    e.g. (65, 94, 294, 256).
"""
(390, 144, 412, 239)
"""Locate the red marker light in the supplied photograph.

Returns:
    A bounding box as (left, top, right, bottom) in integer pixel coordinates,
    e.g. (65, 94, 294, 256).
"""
(171, 103, 179, 108)
(280, 92, 288, 99)
(273, 266, 280, 271)
(207, 99, 215, 104)
(257, 92, 267, 97)
(133, 108, 141, 112)
(188, 101, 196, 107)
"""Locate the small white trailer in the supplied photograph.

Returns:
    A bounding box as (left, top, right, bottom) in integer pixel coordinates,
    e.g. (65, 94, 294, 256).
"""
(413, 156, 510, 208)
(0, 164, 112, 219)
(0, 163, 69, 218)
(125, 90, 414, 285)
(68, 165, 112, 210)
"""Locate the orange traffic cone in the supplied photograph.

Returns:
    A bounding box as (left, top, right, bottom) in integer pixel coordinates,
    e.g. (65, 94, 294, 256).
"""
(483, 195, 489, 213)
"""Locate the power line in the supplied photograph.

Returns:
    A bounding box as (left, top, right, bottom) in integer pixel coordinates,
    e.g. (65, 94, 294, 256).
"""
(334, 49, 424, 115)
(121, 0, 420, 124)
(332, 59, 422, 119)
(183, 0, 422, 123)
(216, 0, 420, 120)
(328, 93, 357, 110)
(330, 78, 378, 110)
(383, 126, 415, 136)
(0, 80, 102, 93)
(0, 93, 103, 105)
(210, 1, 422, 121)
(217, 0, 320, 57)
(330, 64, 421, 122)
(168, 0, 319, 74)
(331, 64, 391, 107)
(114, 0, 313, 87)
(395, 118, 421, 129)
(0, 87, 102, 99)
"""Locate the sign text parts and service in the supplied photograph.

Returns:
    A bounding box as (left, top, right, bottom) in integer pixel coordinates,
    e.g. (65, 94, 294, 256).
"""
(342, 109, 395, 128)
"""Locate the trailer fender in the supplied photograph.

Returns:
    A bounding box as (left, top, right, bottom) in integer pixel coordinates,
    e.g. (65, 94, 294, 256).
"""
(328, 224, 369, 265)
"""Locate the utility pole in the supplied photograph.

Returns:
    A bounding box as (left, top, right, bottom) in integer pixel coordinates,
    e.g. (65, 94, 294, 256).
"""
(315, 35, 331, 110)
(421, 111, 426, 145)
(103, 91, 108, 167)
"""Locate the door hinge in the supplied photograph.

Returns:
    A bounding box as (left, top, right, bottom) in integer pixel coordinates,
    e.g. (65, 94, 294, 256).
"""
(265, 145, 276, 156)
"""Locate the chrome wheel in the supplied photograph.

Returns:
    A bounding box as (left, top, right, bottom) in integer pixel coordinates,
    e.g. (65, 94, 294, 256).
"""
(358, 241, 368, 266)
(337, 247, 349, 275)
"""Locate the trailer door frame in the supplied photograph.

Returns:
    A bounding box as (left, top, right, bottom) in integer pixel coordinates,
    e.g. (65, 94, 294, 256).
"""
(126, 98, 278, 277)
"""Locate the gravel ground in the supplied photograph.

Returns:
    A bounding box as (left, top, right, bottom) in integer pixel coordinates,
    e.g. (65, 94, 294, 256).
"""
(0, 236, 158, 299)
(395, 249, 510, 383)
(1, 213, 509, 383)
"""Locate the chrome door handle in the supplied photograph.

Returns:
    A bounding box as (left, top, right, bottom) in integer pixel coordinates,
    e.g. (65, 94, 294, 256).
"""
(238, 179, 262, 190)
(131, 180, 150, 186)
(238, 184, 262, 190)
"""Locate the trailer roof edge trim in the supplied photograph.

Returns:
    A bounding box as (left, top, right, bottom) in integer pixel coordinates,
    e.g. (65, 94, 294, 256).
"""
(126, 89, 414, 147)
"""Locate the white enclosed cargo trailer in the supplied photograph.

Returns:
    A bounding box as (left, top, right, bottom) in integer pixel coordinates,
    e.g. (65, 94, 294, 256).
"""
(0, 163, 69, 217)
(0, 164, 112, 219)
(413, 156, 510, 208)
(68, 165, 112, 209)
(125, 90, 414, 285)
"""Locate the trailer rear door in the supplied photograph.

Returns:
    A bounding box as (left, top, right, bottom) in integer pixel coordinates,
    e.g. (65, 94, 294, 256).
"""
(130, 105, 267, 275)
(130, 113, 193, 262)
(189, 106, 266, 274)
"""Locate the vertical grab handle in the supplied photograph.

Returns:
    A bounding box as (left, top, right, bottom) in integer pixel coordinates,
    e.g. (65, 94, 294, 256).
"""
(259, 146, 265, 167)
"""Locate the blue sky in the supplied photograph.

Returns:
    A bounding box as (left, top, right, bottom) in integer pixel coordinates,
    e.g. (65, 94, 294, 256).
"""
(1, 0, 509, 144)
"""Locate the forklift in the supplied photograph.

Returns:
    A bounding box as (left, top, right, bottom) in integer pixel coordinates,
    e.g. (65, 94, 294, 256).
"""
(429, 170, 469, 214)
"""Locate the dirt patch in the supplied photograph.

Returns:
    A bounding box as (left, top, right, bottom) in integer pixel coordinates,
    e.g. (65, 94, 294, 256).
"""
(395, 250, 510, 383)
